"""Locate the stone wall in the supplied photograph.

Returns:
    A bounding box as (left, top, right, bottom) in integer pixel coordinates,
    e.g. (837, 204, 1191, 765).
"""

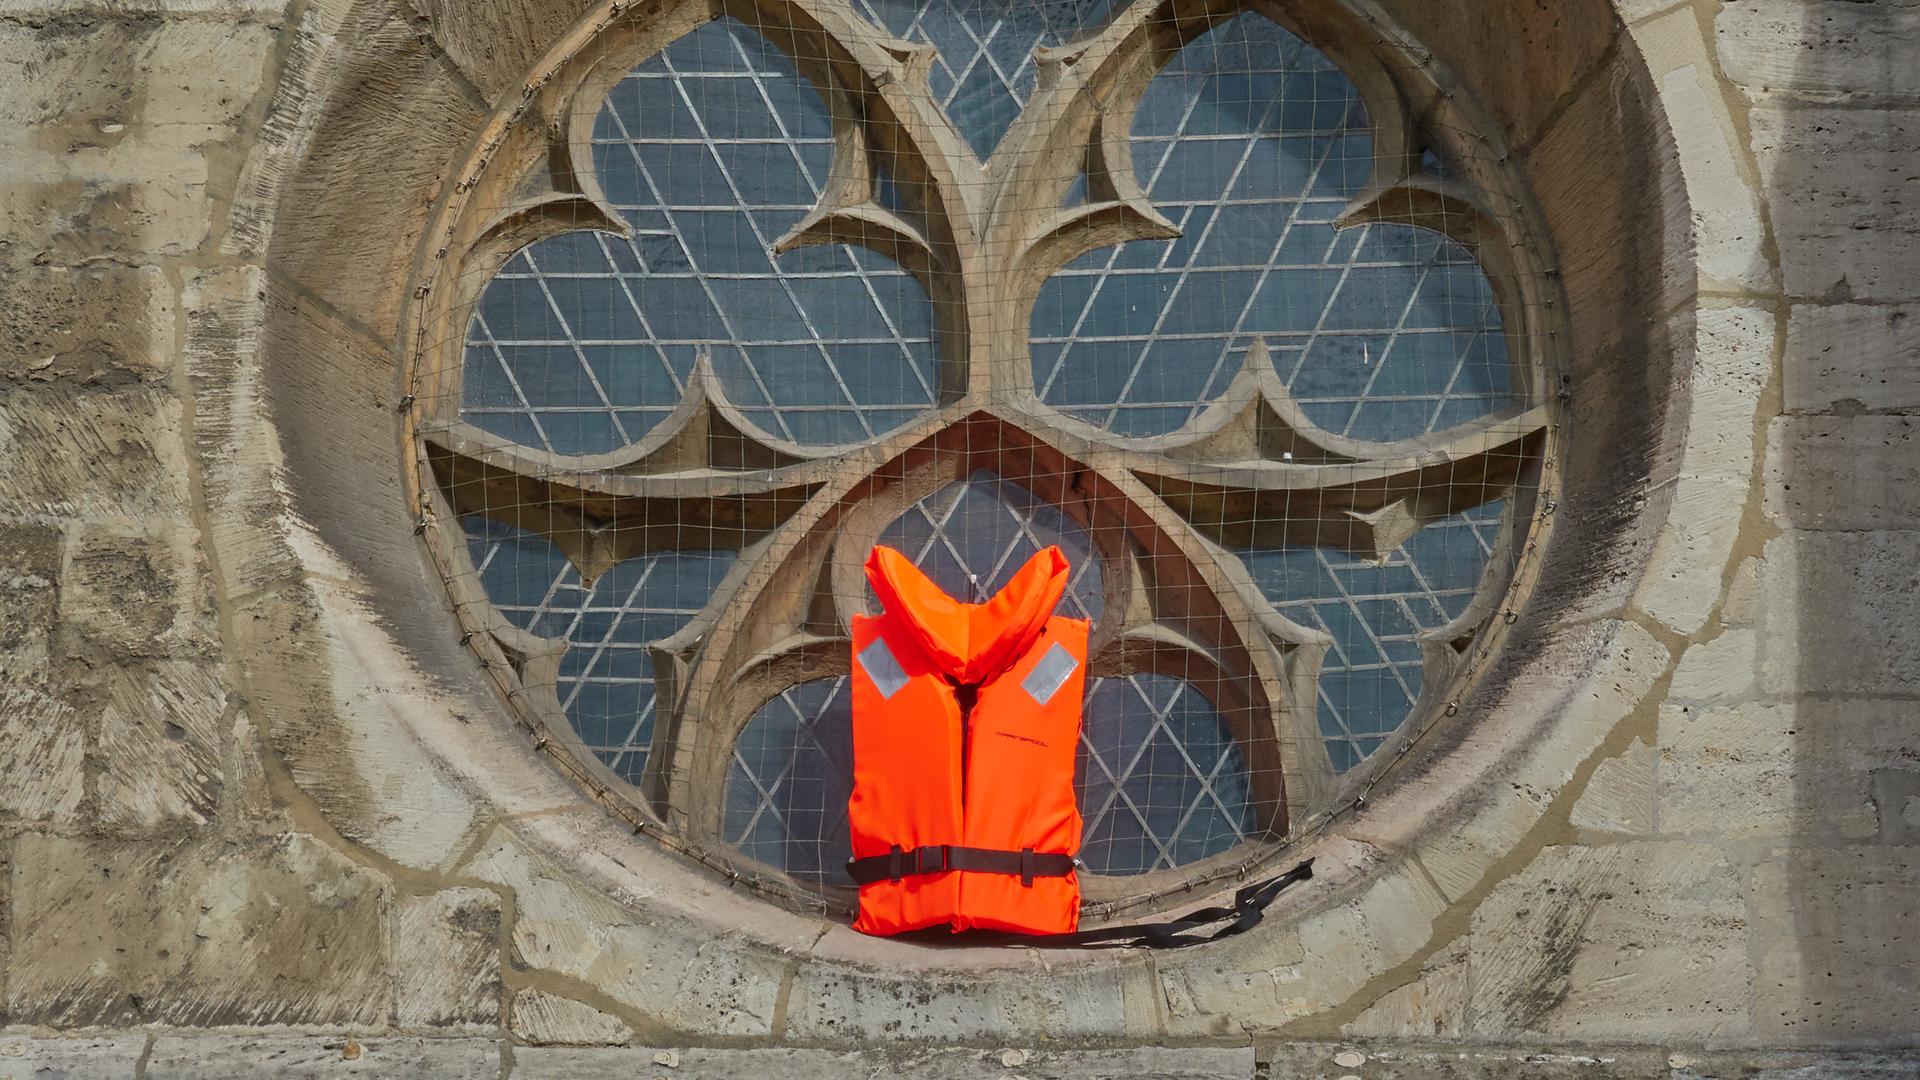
(0, 0, 1914, 1075)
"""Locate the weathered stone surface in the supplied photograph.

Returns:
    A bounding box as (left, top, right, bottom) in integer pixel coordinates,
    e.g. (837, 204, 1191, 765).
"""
(95, 659, 227, 830)
(0, 384, 191, 520)
(1660, 702, 1876, 841)
(1629, 12, 1775, 292)
(1466, 843, 1749, 1039)
(1526, 48, 1694, 364)
(1344, 939, 1468, 1039)
(1750, 103, 1920, 301)
(1409, 622, 1670, 903)
(59, 519, 212, 657)
(509, 989, 630, 1046)
(1750, 847, 1920, 1043)
(266, 1, 486, 337)
(1765, 416, 1920, 530)
(0, 262, 175, 380)
(0, 522, 59, 663)
(788, 954, 1148, 1042)
(394, 887, 504, 1031)
(8, 833, 390, 1027)
(464, 834, 783, 1037)
(1667, 628, 1758, 706)
(1633, 306, 1773, 634)
(0, 13, 276, 266)
(1757, 531, 1920, 697)
(511, 1046, 1256, 1080)
(0, 671, 85, 825)
(0, 1033, 145, 1079)
(179, 266, 302, 594)
(1783, 304, 1920, 415)
(1717, 1, 1920, 101)
(146, 1035, 498, 1079)
(407, 0, 600, 103)
(1568, 736, 1655, 835)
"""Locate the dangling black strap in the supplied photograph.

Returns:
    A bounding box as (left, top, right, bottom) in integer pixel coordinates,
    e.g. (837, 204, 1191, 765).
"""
(1049, 858, 1314, 949)
(847, 844, 1076, 887)
(848, 854, 1315, 949)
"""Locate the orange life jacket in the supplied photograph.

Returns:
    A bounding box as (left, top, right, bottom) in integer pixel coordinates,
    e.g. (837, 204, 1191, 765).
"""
(846, 544, 1090, 937)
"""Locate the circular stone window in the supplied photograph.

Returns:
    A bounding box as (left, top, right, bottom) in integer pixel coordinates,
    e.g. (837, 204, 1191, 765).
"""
(403, 0, 1562, 922)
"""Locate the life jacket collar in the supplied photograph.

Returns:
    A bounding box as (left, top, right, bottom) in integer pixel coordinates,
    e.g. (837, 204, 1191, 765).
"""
(864, 544, 1069, 686)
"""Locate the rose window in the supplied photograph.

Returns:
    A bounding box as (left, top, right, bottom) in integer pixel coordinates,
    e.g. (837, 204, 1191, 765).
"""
(407, 0, 1557, 919)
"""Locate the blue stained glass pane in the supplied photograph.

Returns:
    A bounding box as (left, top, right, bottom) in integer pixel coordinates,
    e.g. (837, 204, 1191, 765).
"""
(1076, 675, 1253, 875)
(1240, 502, 1506, 773)
(460, 17, 937, 455)
(725, 678, 857, 885)
(462, 516, 735, 786)
(1030, 13, 1515, 440)
(850, 0, 1119, 158)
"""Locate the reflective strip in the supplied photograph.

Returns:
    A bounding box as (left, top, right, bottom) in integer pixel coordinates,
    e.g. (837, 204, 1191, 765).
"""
(858, 638, 910, 700)
(1021, 642, 1080, 706)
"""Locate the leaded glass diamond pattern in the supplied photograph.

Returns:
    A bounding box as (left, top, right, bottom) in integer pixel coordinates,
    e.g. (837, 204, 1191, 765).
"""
(461, 17, 938, 453)
(1077, 674, 1253, 875)
(724, 678, 857, 884)
(435, 0, 1550, 901)
(463, 516, 735, 784)
(875, 470, 1102, 620)
(1031, 14, 1513, 439)
(1241, 503, 1505, 773)
(851, 0, 1120, 158)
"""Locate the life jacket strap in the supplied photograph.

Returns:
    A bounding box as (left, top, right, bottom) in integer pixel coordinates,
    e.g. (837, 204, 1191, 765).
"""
(847, 845, 1076, 887)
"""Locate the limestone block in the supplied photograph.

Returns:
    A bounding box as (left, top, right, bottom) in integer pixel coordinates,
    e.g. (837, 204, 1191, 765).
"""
(1370, 0, 1618, 149)
(1749, 847, 1920, 1042)
(59, 519, 213, 657)
(1344, 939, 1468, 1039)
(511, 1046, 1255, 1080)
(787, 954, 1147, 1042)
(95, 659, 228, 830)
(1784, 304, 1920, 414)
(0, 384, 192, 520)
(463, 834, 784, 1037)
(1756, 531, 1920, 697)
(1722, 555, 1760, 628)
(1633, 305, 1773, 635)
(8, 833, 390, 1027)
(1660, 702, 1876, 841)
(180, 267, 302, 595)
(1749, 104, 1920, 302)
(1466, 842, 1749, 1040)
(0, 263, 176, 380)
(0, 522, 59, 663)
(1155, 917, 1312, 1034)
(1631, 14, 1775, 291)
(1718, 1, 1920, 101)
(394, 887, 504, 1031)
(0, 1034, 145, 1078)
(510, 989, 630, 1046)
(267, 2, 488, 337)
(1526, 49, 1694, 367)
(1569, 736, 1655, 836)
(0, 671, 85, 825)
(1668, 629, 1759, 706)
(406, 0, 601, 103)
(1413, 622, 1669, 900)
(0, 14, 276, 265)
(146, 1036, 498, 1079)
(1765, 416, 1920, 530)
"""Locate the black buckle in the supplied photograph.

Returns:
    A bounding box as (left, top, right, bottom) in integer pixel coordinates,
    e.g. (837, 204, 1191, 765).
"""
(887, 844, 905, 882)
(1020, 847, 1035, 887)
(913, 845, 950, 876)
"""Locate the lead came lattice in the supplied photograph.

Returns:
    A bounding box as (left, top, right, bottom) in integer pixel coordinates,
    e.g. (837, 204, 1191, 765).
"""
(410, 0, 1561, 918)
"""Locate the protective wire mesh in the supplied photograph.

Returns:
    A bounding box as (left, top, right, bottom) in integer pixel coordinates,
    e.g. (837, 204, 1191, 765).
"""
(414, 0, 1557, 915)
